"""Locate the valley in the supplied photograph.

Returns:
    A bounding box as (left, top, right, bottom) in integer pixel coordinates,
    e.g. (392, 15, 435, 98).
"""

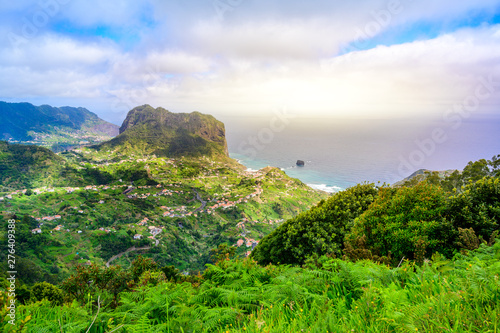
(0, 105, 328, 281)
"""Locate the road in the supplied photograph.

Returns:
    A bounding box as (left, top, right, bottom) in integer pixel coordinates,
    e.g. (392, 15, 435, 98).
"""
(105, 245, 151, 267)
(193, 189, 207, 213)
(106, 189, 205, 267)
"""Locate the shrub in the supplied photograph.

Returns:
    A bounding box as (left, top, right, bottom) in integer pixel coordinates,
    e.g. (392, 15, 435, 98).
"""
(252, 183, 378, 265)
(31, 282, 64, 306)
(345, 182, 454, 264)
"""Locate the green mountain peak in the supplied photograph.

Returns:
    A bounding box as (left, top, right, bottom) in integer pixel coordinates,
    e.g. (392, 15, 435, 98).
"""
(100, 105, 229, 158)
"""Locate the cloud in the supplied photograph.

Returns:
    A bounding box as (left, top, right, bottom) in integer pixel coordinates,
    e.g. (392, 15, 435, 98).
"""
(0, 35, 117, 70)
(0, 34, 118, 99)
(0, 0, 499, 122)
(138, 24, 500, 119)
(188, 19, 347, 60)
(144, 51, 213, 74)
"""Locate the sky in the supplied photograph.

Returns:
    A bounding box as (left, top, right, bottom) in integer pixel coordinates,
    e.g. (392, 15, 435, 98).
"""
(0, 0, 499, 125)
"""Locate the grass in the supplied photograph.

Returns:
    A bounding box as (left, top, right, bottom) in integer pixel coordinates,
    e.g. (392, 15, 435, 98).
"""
(4, 242, 500, 332)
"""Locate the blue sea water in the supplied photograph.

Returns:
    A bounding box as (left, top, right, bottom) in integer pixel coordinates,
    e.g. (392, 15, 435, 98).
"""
(222, 114, 500, 193)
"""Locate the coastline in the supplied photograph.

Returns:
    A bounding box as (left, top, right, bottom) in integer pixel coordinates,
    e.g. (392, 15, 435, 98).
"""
(231, 153, 344, 193)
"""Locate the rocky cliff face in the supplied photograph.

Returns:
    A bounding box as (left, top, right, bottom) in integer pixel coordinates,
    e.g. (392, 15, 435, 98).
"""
(104, 105, 229, 158)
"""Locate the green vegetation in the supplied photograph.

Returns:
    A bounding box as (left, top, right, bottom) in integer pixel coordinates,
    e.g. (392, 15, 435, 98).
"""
(0, 141, 65, 190)
(254, 154, 500, 267)
(0, 141, 122, 191)
(2, 243, 500, 332)
(0, 101, 119, 151)
(1, 154, 498, 332)
(252, 183, 378, 265)
(1, 104, 499, 331)
(346, 183, 453, 264)
(0, 141, 326, 288)
(396, 154, 500, 190)
(98, 105, 229, 159)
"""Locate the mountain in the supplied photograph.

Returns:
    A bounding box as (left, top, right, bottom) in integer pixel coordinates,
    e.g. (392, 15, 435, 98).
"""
(392, 168, 457, 187)
(0, 101, 119, 151)
(0, 105, 328, 275)
(0, 141, 64, 190)
(97, 105, 229, 158)
(0, 141, 112, 191)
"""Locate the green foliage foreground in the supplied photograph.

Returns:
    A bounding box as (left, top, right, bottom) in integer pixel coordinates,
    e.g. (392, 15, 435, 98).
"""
(254, 174, 500, 267)
(2, 242, 500, 332)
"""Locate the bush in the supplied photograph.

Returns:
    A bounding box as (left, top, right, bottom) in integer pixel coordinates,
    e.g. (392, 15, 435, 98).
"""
(252, 183, 378, 265)
(345, 183, 456, 264)
(31, 282, 64, 306)
(447, 176, 500, 240)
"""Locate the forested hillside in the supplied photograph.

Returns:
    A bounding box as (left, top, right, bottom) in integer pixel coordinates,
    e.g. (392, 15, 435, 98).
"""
(1, 154, 499, 332)
(0, 101, 118, 152)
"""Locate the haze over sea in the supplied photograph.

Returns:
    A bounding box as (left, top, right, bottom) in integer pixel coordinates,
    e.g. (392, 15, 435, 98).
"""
(224, 114, 500, 193)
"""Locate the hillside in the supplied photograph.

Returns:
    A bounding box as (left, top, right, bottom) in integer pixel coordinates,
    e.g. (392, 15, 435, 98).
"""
(97, 105, 229, 158)
(1, 154, 499, 332)
(0, 141, 86, 191)
(0, 105, 328, 284)
(0, 106, 498, 331)
(0, 141, 119, 191)
(0, 101, 119, 151)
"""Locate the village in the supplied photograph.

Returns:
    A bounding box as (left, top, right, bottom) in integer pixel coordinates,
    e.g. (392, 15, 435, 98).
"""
(0, 150, 326, 272)
(8, 128, 113, 149)
(1, 177, 285, 257)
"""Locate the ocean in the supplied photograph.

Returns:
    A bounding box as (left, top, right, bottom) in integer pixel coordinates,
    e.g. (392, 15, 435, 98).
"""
(222, 114, 500, 192)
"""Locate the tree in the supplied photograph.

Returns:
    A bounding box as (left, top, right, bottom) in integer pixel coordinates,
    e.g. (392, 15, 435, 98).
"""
(130, 255, 158, 282)
(441, 170, 463, 192)
(15, 258, 44, 285)
(252, 183, 379, 266)
(462, 159, 490, 182)
(345, 182, 454, 264)
(446, 176, 500, 241)
(161, 265, 181, 282)
(490, 154, 500, 177)
(31, 282, 64, 305)
(61, 263, 131, 307)
(425, 171, 442, 186)
(209, 243, 236, 263)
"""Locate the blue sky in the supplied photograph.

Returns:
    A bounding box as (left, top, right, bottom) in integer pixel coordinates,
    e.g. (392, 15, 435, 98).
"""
(0, 0, 499, 124)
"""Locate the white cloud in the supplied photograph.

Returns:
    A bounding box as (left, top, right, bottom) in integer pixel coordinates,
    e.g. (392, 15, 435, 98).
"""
(2, 24, 500, 120)
(139, 25, 500, 119)
(0, 0, 500, 122)
(0, 35, 117, 70)
(0, 34, 118, 99)
(144, 51, 213, 74)
(189, 18, 348, 60)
